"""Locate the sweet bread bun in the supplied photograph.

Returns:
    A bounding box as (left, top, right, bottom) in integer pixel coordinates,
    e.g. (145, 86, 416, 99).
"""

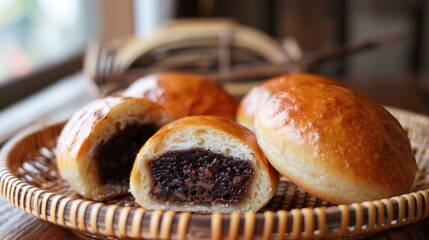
(130, 116, 279, 212)
(237, 73, 342, 131)
(122, 72, 238, 119)
(56, 97, 172, 201)
(254, 84, 417, 204)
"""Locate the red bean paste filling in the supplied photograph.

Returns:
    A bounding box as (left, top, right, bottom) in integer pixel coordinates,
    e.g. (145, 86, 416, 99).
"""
(95, 123, 158, 184)
(149, 148, 255, 204)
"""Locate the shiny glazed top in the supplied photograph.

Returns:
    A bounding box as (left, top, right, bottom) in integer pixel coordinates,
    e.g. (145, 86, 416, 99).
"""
(237, 73, 342, 129)
(123, 72, 238, 119)
(256, 84, 417, 193)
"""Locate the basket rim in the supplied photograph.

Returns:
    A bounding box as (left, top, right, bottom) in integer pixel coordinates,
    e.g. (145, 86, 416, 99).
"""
(1, 106, 429, 239)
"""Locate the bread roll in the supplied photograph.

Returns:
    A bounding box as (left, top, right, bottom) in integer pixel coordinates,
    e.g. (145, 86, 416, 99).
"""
(56, 97, 172, 201)
(237, 73, 342, 131)
(254, 84, 417, 204)
(122, 72, 238, 119)
(130, 116, 279, 212)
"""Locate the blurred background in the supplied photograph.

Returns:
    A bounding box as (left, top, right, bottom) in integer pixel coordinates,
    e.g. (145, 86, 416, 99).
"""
(1, 0, 429, 142)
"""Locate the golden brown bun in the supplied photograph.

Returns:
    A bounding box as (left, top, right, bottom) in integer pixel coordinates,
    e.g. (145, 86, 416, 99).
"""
(254, 84, 417, 204)
(237, 73, 342, 131)
(56, 97, 172, 201)
(130, 116, 279, 212)
(122, 72, 238, 119)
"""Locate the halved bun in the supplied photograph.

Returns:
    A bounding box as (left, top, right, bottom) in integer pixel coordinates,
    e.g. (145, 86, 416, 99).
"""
(254, 84, 417, 204)
(130, 116, 279, 212)
(56, 97, 172, 201)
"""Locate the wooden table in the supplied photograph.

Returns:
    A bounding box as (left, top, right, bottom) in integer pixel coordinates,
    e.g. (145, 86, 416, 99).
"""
(1, 74, 429, 239)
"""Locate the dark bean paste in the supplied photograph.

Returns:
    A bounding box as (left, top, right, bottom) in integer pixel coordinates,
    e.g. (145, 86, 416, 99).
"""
(149, 148, 255, 204)
(95, 123, 158, 184)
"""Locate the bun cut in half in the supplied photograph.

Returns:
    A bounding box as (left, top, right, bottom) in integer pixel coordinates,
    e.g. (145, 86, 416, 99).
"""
(237, 73, 342, 131)
(122, 72, 238, 119)
(130, 116, 279, 212)
(255, 84, 417, 204)
(56, 97, 172, 201)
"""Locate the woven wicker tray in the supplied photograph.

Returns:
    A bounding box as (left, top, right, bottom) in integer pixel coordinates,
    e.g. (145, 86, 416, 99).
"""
(1, 106, 429, 239)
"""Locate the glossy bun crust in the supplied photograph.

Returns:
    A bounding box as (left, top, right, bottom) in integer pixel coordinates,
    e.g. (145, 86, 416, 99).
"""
(237, 73, 342, 131)
(56, 97, 172, 201)
(130, 116, 279, 212)
(122, 72, 238, 119)
(255, 84, 417, 204)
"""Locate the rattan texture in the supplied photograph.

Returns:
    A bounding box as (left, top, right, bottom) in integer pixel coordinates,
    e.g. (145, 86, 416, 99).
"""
(1, 107, 429, 239)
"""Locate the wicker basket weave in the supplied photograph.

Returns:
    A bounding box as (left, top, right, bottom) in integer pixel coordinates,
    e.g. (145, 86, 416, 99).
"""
(1, 107, 429, 239)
